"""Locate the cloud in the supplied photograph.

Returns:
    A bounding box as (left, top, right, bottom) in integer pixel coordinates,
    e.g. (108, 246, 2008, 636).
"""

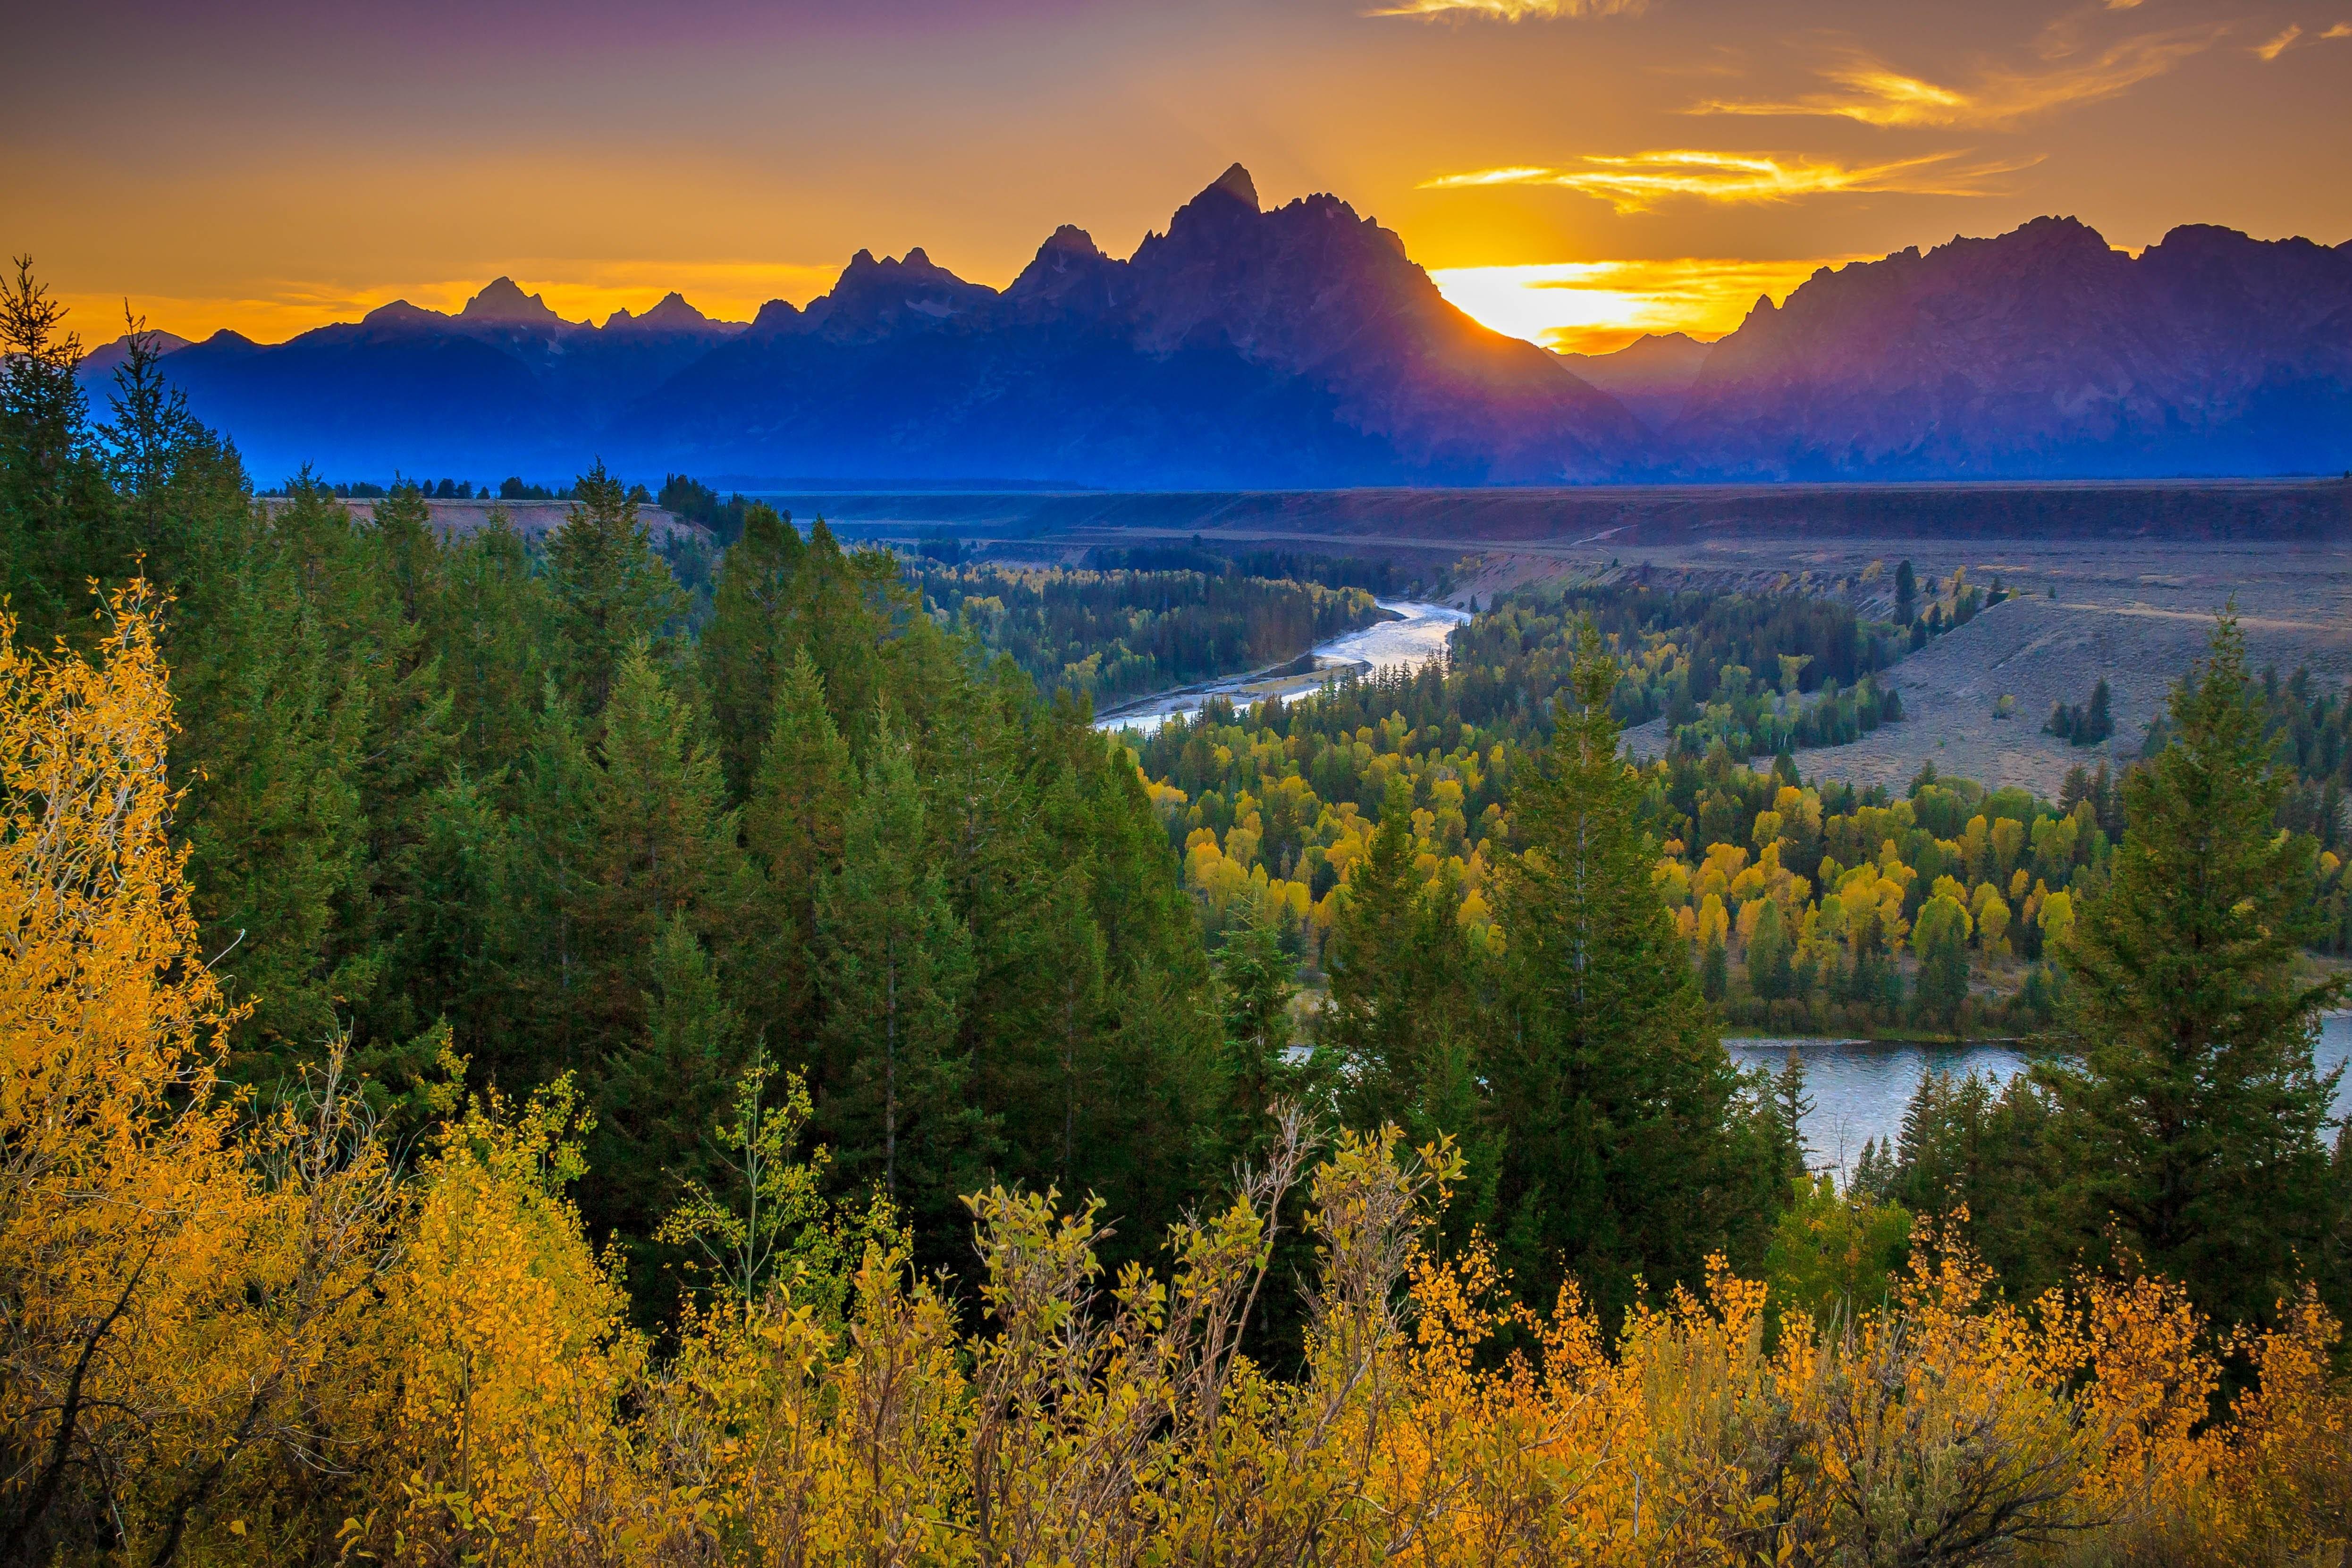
(1366, 0, 1644, 18)
(2254, 24, 2301, 59)
(1421, 148, 2036, 213)
(1691, 27, 2223, 127)
(2255, 21, 2351, 57)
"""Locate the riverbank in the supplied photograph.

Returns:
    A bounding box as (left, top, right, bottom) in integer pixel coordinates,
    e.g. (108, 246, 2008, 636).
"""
(1095, 599, 1467, 734)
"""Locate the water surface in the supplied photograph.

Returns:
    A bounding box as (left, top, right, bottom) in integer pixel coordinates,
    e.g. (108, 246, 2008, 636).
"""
(1096, 599, 1467, 735)
(1730, 1012, 2352, 1177)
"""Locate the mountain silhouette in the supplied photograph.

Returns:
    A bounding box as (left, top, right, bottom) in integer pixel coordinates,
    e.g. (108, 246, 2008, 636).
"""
(1670, 218, 2352, 478)
(89, 174, 2352, 485)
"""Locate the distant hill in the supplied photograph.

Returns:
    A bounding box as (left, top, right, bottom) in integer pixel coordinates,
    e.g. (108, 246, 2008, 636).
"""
(84, 177, 2352, 487)
(1555, 333, 1713, 434)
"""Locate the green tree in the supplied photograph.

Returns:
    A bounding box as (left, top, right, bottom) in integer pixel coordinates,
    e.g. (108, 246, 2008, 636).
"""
(2042, 615, 2348, 1328)
(591, 913, 743, 1310)
(1321, 776, 1479, 1155)
(1912, 892, 1973, 1037)
(0, 256, 110, 632)
(1770, 1046, 1814, 1188)
(1484, 618, 1775, 1322)
(816, 719, 989, 1263)
(573, 648, 743, 1054)
(740, 649, 855, 1045)
(1213, 906, 1301, 1159)
(1764, 1174, 1913, 1325)
(1745, 897, 1793, 1003)
(700, 502, 807, 794)
(545, 462, 686, 717)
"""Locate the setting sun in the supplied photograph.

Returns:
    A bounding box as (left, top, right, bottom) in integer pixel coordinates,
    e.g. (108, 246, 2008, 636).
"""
(1429, 256, 1856, 355)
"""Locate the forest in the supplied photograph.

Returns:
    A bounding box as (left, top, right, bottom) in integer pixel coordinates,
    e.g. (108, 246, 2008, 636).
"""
(4, 262, 2352, 1564)
(906, 561, 1383, 711)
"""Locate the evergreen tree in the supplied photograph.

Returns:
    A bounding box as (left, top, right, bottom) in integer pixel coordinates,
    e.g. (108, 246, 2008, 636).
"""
(1912, 892, 1973, 1037)
(545, 462, 686, 717)
(1698, 935, 1728, 1003)
(433, 510, 552, 772)
(1484, 620, 1775, 1321)
(572, 647, 743, 1056)
(0, 256, 111, 632)
(1745, 897, 1792, 1002)
(96, 311, 212, 581)
(740, 649, 855, 1045)
(700, 502, 806, 795)
(1213, 905, 1299, 1158)
(2042, 615, 2348, 1327)
(815, 719, 990, 1264)
(1321, 777, 1427, 1129)
(590, 912, 744, 1312)
(1771, 1046, 1814, 1187)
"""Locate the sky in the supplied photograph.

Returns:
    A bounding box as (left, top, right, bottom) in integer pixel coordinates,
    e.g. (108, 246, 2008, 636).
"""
(8, 0, 2350, 356)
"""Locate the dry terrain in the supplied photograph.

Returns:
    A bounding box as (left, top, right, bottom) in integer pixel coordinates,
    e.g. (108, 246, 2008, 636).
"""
(1518, 535, 2352, 798)
(262, 496, 713, 546)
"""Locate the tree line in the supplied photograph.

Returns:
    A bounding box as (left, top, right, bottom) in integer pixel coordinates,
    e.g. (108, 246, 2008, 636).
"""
(910, 561, 1383, 712)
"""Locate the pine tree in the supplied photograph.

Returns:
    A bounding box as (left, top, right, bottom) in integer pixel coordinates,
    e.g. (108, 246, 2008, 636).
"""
(1913, 892, 1973, 1037)
(1771, 1046, 1814, 1187)
(1484, 618, 1773, 1321)
(590, 913, 743, 1309)
(2043, 615, 2347, 1327)
(0, 256, 110, 632)
(434, 510, 553, 772)
(740, 649, 855, 1045)
(1321, 777, 1424, 1129)
(1745, 897, 1792, 1003)
(700, 502, 806, 795)
(572, 648, 743, 1055)
(1213, 905, 1300, 1159)
(545, 462, 686, 717)
(815, 718, 989, 1263)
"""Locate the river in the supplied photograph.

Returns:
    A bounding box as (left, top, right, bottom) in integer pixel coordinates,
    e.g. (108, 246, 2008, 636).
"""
(1095, 599, 1469, 735)
(1730, 1012, 2352, 1178)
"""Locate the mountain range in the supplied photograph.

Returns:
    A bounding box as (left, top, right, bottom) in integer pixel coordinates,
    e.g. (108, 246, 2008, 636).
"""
(87, 166, 2352, 487)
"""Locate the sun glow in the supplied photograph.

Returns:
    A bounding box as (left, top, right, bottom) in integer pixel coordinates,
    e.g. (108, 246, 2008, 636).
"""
(1429, 256, 1859, 354)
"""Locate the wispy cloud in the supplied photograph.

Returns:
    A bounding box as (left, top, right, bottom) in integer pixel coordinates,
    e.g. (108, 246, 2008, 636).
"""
(2254, 20, 2351, 57)
(2254, 25, 2302, 58)
(1691, 27, 2223, 127)
(1366, 0, 1644, 19)
(1421, 148, 2036, 213)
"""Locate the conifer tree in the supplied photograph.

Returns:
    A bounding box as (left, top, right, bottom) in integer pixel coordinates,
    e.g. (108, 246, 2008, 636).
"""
(0, 256, 110, 631)
(1322, 776, 1478, 1151)
(1484, 619, 1773, 1321)
(573, 647, 743, 1053)
(1913, 892, 1973, 1036)
(1745, 897, 1792, 1003)
(1213, 906, 1301, 1159)
(590, 912, 743, 1299)
(815, 718, 989, 1260)
(2043, 615, 2348, 1327)
(700, 502, 806, 795)
(740, 649, 854, 1043)
(545, 462, 686, 717)
(434, 511, 552, 771)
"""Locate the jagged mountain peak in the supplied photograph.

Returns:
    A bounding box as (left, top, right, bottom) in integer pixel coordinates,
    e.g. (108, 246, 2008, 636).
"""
(607, 291, 732, 333)
(460, 276, 566, 326)
(1204, 162, 1258, 210)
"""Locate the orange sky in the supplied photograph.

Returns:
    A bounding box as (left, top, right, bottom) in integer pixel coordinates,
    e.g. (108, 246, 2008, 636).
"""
(10, 0, 2350, 356)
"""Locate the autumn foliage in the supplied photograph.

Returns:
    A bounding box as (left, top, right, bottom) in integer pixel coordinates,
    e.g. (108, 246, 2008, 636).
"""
(3, 597, 2349, 1565)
